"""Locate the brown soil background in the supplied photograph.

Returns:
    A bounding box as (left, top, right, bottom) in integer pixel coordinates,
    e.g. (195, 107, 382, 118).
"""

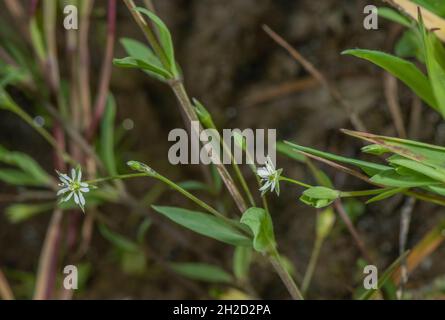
(1, 0, 444, 299)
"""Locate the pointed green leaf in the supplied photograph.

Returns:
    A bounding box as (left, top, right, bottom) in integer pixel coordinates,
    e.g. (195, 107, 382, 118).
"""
(113, 57, 172, 80)
(370, 168, 437, 187)
(378, 7, 412, 27)
(134, 8, 178, 76)
(421, 18, 445, 118)
(366, 187, 406, 204)
(342, 49, 438, 111)
(284, 141, 391, 176)
(152, 206, 251, 246)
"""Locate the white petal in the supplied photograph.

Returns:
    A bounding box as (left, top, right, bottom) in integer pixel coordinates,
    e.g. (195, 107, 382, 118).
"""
(270, 181, 276, 192)
(73, 192, 80, 205)
(80, 182, 89, 188)
(58, 173, 72, 184)
(71, 168, 77, 181)
(77, 168, 82, 182)
(57, 187, 70, 196)
(259, 180, 272, 192)
(78, 192, 86, 206)
(80, 187, 89, 193)
(257, 167, 269, 178)
(265, 158, 275, 173)
(63, 191, 74, 202)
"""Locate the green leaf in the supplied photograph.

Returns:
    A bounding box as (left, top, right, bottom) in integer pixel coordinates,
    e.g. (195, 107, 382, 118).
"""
(378, 7, 412, 27)
(389, 156, 445, 183)
(300, 186, 340, 208)
(0, 169, 46, 186)
(170, 262, 233, 283)
(370, 168, 437, 187)
(134, 8, 178, 76)
(342, 49, 438, 111)
(276, 141, 306, 163)
(366, 187, 405, 204)
(98, 224, 140, 253)
(120, 38, 161, 66)
(152, 206, 251, 246)
(119, 38, 168, 81)
(343, 130, 445, 170)
(0, 145, 51, 186)
(395, 29, 424, 62)
(99, 95, 118, 176)
(113, 57, 172, 80)
(420, 18, 445, 118)
(240, 207, 275, 253)
(284, 141, 391, 176)
(233, 246, 252, 281)
(29, 18, 46, 61)
(5, 203, 53, 223)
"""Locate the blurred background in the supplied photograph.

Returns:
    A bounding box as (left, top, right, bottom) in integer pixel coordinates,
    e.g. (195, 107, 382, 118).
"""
(1, 0, 445, 299)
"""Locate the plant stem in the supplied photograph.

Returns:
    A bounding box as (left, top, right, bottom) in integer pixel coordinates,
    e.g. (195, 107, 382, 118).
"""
(86, 173, 148, 185)
(340, 188, 391, 198)
(88, 172, 245, 233)
(280, 176, 312, 188)
(122, 0, 170, 68)
(220, 133, 256, 207)
(170, 81, 248, 213)
(268, 248, 304, 300)
(301, 236, 323, 295)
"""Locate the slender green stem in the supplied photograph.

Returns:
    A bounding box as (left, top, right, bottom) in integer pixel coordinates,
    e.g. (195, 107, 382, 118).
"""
(89, 172, 247, 234)
(280, 176, 312, 189)
(170, 81, 248, 213)
(220, 135, 256, 207)
(340, 188, 391, 198)
(268, 248, 304, 300)
(301, 236, 323, 295)
(86, 173, 148, 185)
(123, 0, 170, 69)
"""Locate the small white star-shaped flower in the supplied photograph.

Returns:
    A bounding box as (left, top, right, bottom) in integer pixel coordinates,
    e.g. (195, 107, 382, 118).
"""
(56, 167, 90, 212)
(257, 156, 282, 196)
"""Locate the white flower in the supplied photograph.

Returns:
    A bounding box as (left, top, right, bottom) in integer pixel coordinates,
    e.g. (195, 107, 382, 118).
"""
(257, 156, 282, 196)
(56, 167, 90, 212)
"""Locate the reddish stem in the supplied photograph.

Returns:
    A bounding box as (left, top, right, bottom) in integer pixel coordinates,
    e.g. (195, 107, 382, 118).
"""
(87, 0, 117, 141)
